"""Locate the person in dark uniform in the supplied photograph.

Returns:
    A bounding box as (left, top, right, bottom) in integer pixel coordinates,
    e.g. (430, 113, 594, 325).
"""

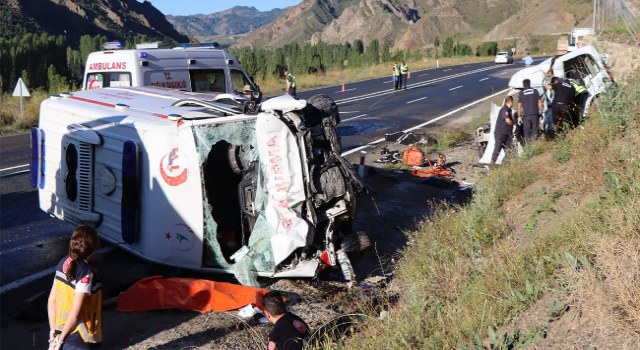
(491, 96, 515, 164)
(546, 77, 575, 130)
(264, 291, 310, 350)
(517, 79, 543, 143)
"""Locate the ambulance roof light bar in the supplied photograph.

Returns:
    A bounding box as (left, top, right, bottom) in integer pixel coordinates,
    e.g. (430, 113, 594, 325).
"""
(176, 42, 219, 49)
(102, 42, 124, 50)
(136, 42, 170, 50)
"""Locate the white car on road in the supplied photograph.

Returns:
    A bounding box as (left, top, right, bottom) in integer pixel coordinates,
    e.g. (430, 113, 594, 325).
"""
(495, 52, 514, 64)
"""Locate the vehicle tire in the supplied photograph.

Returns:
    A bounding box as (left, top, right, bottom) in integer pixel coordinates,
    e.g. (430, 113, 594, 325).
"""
(228, 145, 244, 174)
(340, 231, 373, 262)
(477, 142, 487, 157)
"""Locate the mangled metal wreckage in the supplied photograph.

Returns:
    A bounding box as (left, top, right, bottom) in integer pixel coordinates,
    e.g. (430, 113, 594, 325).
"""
(33, 87, 375, 286)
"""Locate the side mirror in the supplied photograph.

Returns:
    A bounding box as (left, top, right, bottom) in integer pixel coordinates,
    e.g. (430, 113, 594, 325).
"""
(252, 91, 263, 104)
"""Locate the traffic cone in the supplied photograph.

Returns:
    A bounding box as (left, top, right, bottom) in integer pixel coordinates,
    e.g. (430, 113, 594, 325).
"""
(408, 72, 411, 79)
(341, 84, 346, 92)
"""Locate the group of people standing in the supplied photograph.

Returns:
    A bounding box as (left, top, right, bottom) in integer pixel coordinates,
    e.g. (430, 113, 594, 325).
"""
(393, 61, 409, 90)
(491, 74, 588, 164)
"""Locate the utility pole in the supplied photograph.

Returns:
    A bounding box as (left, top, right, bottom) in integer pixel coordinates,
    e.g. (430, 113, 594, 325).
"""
(593, 0, 597, 31)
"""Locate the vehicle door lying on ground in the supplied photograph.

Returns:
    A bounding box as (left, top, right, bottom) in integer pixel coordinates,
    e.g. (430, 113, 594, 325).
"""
(33, 87, 374, 287)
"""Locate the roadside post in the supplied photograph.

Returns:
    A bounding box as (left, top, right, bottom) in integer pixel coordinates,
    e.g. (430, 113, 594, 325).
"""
(12, 78, 30, 119)
(359, 151, 366, 177)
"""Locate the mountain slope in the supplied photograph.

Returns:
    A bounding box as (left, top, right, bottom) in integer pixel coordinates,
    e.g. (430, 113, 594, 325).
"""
(166, 6, 287, 38)
(1, 0, 189, 44)
(236, 0, 594, 50)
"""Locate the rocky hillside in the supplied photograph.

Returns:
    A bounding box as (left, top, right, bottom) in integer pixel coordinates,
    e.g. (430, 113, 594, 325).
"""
(166, 6, 287, 39)
(1, 0, 189, 44)
(236, 0, 593, 50)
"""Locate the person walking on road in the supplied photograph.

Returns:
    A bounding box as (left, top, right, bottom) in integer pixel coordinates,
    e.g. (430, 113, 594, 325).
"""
(264, 291, 310, 350)
(546, 77, 575, 130)
(284, 69, 296, 98)
(47, 225, 102, 350)
(492, 96, 515, 164)
(517, 79, 543, 143)
(400, 61, 409, 90)
(522, 53, 534, 67)
(392, 62, 401, 91)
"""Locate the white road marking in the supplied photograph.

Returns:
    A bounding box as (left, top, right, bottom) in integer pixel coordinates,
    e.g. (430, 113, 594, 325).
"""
(343, 114, 367, 122)
(407, 97, 428, 104)
(336, 65, 498, 105)
(418, 73, 429, 77)
(449, 85, 463, 91)
(0, 246, 116, 294)
(383, 81, 393, 84)
(340, 111, 362, 114)
(479, 78, 490, 81)
(0, 170, 29, 178)
(501, 71, 510, 75)
(443, 69, 452, 72)
(336, 88, 357, 93)
(0, 164, 29, 172)
(342, 88, 509, 156)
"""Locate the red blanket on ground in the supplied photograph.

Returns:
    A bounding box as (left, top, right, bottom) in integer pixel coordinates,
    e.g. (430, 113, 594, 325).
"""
(117, 276, 270, 313)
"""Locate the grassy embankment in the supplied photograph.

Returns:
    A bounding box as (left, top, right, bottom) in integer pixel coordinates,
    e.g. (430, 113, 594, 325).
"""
(326, 72, 640, 348)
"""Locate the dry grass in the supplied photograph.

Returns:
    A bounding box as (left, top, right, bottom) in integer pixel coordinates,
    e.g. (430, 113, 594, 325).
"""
(257, 56, 497, 96)
(0, 90, 49, 133)
(310, 72, 640, 349)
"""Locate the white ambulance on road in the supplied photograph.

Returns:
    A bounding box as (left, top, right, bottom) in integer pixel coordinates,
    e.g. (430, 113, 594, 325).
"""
(31, 86, 374, 286)
(82, 42, 256, 96)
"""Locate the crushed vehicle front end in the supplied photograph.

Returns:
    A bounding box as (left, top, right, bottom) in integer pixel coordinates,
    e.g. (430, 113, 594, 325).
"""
(35, 86, 374, 287)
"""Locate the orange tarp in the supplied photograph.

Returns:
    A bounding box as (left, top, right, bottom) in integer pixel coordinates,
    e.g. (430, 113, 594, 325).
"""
(117, 276, 270, 313)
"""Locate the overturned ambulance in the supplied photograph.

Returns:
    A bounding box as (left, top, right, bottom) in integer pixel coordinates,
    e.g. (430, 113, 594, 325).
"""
(31, 87, 374, 286)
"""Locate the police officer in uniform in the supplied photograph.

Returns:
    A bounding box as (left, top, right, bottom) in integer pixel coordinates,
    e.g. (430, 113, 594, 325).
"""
(568, 78, 588, 127)
(400, 61, 409, 90)
(393, 62, 401, 90)
(517, 79, 543, 143)
(284, 69, 296, 98)
(546, 77, 575, 130)
(491, 96, 515, 164)
(264, 291, 310, 350)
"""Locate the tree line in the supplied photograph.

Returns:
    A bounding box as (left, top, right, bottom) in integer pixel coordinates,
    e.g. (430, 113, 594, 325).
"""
(0, 32, 505, 94)
(0, 33, 152, 94)
(229, 37, 502, 80)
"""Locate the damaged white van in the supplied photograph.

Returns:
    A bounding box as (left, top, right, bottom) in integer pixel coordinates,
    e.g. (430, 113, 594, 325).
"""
(31, 87, 375, 286)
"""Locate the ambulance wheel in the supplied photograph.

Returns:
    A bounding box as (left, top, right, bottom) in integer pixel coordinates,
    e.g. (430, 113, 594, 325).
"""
(228, 145, 244, 174)
(341, 231, 373, 262)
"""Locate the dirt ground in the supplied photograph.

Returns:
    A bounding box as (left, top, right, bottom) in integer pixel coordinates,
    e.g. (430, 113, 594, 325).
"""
(0, 96, 503, 350)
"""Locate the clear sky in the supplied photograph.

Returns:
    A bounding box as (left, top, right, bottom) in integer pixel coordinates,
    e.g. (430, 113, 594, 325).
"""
(142, 0, 300, 16)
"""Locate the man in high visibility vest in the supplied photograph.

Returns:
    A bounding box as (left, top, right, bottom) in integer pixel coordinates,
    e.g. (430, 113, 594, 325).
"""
(393, 62, 400, 90)
(284, 68, 296, 98)
(400, 61, 409, 90)
(568, 78, 588, 127)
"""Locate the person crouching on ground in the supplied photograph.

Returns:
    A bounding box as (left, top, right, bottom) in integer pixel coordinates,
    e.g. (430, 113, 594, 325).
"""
(491, 96, 515, 164)
(47, 225, 102, 350)
(263, 291, 310, 350)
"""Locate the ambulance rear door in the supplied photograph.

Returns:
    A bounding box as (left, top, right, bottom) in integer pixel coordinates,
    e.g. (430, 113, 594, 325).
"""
(83, 52, 136, 90)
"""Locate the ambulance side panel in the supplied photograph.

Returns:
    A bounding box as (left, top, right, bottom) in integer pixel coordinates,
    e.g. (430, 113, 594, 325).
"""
(37, 98, 205, 268)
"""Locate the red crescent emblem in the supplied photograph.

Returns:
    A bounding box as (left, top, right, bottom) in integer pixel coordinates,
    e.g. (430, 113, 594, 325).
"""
(159, 154, 188, 186)
(88, 79, 100, 89)
(80, 276, 89, 284)
(198, 81, 207, 91)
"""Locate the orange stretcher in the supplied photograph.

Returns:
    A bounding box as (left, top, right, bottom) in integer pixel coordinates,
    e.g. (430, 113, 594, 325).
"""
(117, 275, 271, 313)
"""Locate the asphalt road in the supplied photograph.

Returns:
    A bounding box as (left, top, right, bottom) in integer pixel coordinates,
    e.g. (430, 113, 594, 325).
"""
(0, 59, 537, 296)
